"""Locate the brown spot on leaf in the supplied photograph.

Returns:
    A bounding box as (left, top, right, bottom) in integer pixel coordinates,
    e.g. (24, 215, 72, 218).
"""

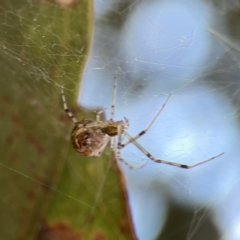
(91, 230, 106, 240)
(6, 133, 15, 146)
(26, 134, 45, 155)
(26, 190, 36, 201)
(11, 114, 20, 125)
(37, 222, 81, 240)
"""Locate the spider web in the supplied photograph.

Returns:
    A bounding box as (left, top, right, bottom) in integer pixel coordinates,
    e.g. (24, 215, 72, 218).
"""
(1, 0, 240, 240)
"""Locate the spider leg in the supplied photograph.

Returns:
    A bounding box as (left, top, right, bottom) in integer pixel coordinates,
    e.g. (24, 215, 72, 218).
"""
(113, 130, 148, 169)
(118, 93, 172, 149)
(117, 123, 125, 148)
(95, 109, 106, 122)
(111, 135, 115, 149)
(123, 131, 224, 169)
(61, 87, 79, 124)
(95, 76, 117, 124)
(110, 76, 117, 121)
(114, 148, 149, 170)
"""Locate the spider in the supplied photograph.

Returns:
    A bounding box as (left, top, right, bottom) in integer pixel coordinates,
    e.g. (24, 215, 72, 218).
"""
(61, 78, 224, 170)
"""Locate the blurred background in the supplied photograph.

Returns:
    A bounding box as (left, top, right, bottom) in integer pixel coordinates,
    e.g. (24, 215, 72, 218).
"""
(1, 0, 240, 239)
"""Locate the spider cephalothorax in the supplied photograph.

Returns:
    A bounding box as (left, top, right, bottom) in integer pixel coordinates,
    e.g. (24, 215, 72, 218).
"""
(61, 78, 224, 169)
(101, 118, 129, 137)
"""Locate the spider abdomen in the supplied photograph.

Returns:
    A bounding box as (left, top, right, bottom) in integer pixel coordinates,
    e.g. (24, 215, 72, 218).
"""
(71, 120, 108, 157)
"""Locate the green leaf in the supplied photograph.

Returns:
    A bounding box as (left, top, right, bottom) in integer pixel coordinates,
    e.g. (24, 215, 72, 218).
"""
(0, 1, 134, 239)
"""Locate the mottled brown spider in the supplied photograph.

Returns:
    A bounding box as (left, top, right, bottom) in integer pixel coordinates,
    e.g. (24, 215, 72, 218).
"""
(61, 78, 224, 169)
